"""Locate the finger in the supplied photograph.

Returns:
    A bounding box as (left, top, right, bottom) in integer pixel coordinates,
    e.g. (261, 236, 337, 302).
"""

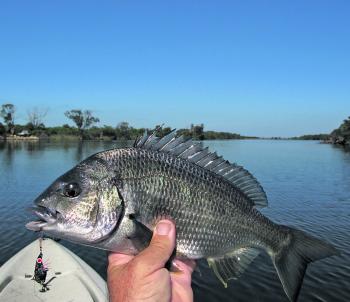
(172, 282, 194, 302)
(172, 259, 196, 274)
(107, 253, 134, 278)
(132, 220, 176, 275)
(108, 253, 134, 267)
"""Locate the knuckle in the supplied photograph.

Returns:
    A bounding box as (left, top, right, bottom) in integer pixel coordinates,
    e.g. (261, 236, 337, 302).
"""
(107, 263, 121, 276)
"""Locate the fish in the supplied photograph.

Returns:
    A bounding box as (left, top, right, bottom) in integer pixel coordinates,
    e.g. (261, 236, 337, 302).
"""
(26, 129, 339, 302)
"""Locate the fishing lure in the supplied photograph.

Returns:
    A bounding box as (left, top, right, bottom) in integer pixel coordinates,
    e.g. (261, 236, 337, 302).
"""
(32, 236, 50, 292)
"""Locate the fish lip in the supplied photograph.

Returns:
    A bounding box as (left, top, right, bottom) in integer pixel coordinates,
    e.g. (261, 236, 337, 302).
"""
(28, 205, 60, 222)
(25, 221, 50, 232)
(26, 205, 61, 231)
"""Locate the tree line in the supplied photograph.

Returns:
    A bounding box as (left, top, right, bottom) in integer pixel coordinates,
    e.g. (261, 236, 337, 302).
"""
(291, 116, 350, 145)
(0, 103, 248, 141)
(329, 116, 350, 146)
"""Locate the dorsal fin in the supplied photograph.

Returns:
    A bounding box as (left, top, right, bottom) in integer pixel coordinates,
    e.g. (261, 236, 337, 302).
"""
(134, 129, 268, 208)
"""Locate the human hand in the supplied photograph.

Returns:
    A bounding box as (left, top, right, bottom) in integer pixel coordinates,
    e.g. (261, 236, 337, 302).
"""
(107, 220, 195, 302)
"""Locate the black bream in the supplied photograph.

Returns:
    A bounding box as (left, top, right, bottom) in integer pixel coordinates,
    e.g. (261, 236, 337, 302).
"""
(26, 130, 339, 301)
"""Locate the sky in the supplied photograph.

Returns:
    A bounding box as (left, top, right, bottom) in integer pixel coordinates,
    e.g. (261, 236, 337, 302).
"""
(0, 0, 349, 137)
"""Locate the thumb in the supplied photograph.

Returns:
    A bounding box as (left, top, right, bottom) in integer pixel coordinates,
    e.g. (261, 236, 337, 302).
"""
(132, 220, 176, 275)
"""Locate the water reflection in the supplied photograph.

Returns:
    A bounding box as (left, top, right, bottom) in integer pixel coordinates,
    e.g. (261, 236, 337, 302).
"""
(0, 141, 16, 167)
(76, 141, 83, 162)
(24, 141, 46, 153)
(0, 140, 349, 301)
(333, 144, 350, 153)
(0, 141, 44, 166)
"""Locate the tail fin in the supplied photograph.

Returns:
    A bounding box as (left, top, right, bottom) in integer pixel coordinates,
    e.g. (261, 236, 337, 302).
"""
(272, 227, 340, 302)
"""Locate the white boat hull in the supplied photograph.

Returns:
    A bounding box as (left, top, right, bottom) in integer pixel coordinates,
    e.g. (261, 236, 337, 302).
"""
(0, 238, 108, 301)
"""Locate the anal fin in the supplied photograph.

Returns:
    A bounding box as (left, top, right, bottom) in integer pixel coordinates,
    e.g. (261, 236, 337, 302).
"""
(207, 248, 260, 287)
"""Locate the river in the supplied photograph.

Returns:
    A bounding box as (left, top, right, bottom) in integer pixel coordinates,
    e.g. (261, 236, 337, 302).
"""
(0, 139, 349, 301)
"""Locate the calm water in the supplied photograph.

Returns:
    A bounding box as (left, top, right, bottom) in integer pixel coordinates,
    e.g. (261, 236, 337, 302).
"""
(0, 140, 349, 301)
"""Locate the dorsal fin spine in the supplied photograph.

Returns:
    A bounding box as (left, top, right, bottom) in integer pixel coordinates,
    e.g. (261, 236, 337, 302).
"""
(234, 177, 257, 186)
(152, 129, 177, 150)
(134, 128, 268, 208)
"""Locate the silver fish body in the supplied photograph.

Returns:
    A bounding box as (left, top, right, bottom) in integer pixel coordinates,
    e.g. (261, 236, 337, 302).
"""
(26, 130, 339, 302)
(96, 147, 280, 258)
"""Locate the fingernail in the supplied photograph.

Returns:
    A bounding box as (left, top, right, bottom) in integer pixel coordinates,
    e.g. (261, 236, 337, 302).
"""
(156, 221, 171, 235)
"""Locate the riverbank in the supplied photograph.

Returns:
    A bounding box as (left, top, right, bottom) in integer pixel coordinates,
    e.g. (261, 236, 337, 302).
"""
(1, 135, 39, 141)
(0, 133, 257, 142)
(0, 133, 345, 143)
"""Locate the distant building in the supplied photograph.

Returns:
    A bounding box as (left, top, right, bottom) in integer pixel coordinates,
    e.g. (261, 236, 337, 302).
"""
(18, 130, 30, 137)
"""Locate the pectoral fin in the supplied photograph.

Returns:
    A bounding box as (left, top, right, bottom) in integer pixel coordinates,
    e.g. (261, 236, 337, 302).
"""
(127, 215, 153, 251)
(207, 248, 260, 287)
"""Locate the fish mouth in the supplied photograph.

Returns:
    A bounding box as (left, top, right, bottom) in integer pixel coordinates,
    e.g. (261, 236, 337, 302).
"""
(26, 205, 60, 232)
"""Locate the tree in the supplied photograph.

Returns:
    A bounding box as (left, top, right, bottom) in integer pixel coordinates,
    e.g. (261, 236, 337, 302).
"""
(0, 122, 5, 136)
(64, 109, 100, 139)
(0, 103, 15, 135)
(27, 107, 48, 130)
(331, 116, 350, 145)
(340, 116, 350, 136)
(191, 123, 204, 140)
(115, 121, 131, 140)
(101, 125, 116, 137)
(155, 126, 172, 138)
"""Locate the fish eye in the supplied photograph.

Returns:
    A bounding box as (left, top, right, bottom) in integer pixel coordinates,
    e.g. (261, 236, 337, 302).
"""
(63, 182, 81, 198)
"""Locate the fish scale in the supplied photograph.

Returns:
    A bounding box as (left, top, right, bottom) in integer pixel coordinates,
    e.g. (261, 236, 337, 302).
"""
(111, 149, 247, 254)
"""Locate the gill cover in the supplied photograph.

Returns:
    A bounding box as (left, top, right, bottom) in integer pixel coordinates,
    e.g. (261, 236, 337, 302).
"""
(64, 156, 124, 243)
(33, 156, 124, 244)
